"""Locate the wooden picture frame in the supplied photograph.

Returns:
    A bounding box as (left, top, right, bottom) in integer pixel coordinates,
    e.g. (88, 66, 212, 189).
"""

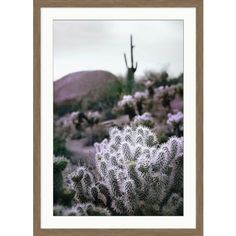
(34, 0, 203, 235)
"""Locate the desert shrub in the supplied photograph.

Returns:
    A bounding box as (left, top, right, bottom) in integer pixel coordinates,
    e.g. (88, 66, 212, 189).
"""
(65, 125, 183, 216)
(176, 84, 183, 98)
(53, 135, 70, 157)
(54, 100, 84, 117)
(80, 80, 123, 112)
(133, 82, 146, 93)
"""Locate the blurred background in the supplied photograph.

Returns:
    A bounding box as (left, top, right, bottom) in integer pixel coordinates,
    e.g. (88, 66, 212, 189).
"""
(53, 20, 184, 170)
(54, 20, 183, 80)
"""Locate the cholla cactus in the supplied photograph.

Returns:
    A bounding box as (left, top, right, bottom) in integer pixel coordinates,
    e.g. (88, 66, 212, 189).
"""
(86, 111, 102, 125)
(64, 111, 80, 131)
(145, 80, 155, 97)
(118, 95, 136, 108)
(54, 110, 90, 139)
(134, 91, 148, 115)
(53, 156, 75, 207)
(167, 111, 183, 125)
(59, 111, 91, 133)
(69, 125, 183, 215)
(133, 112, 155, 128)
(154, 85, 177, 110)
(167, 111, 183, 136)
(54, 112, 78, 139)
(161, 193, 183, 216)
(54, 203, 111, 216)
(117, 95, 136, 120)
(117, 93, 149, 120)
(134, 91, 148, 100)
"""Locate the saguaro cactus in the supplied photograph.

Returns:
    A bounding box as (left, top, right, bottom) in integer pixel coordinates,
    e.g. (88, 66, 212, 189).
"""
(124, 35, 138, 94)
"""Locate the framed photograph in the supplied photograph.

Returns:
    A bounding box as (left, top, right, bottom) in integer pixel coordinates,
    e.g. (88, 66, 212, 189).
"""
(34, 0, 203, 236)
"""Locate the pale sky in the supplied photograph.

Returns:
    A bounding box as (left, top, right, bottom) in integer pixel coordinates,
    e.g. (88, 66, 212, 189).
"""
(53, 20, 183, 81)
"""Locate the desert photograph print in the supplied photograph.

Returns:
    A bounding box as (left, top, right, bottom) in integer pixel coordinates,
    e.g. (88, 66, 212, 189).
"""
(53, 20, 184, 217)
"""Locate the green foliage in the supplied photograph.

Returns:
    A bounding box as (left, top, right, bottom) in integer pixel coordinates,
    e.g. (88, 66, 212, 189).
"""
(162, 193, 183, 216)
(125, 69, 135, 94)
(157, 132, 168, 144)
(53, 205, 64, 216)
(53, 135, 70, 157)
(53, 157, 75, 207)
(54, 101, 82, 117)
(81, 80, 123, 113)
(176, 84, 183, 98)
(133, 82, 145, 93)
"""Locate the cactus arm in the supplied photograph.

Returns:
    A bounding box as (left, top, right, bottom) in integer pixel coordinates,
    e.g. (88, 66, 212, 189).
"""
(124, 53, 128, 68)
(134, 62, 138, 72)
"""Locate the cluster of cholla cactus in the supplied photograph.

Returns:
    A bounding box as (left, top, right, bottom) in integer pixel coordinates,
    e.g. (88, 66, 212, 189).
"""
(55, 110, 103, 140)
(117, 95, 137, 120)
(167, 111, 183, 137)
(134, 91, 148, 115)
(153, 85, 177, 111)
(133, 112, 155, 128)
(54, 112, 78, 139)
(86, 111, 102, 125)
(64, 125, 183, 216)
(116, 91, 148, 121)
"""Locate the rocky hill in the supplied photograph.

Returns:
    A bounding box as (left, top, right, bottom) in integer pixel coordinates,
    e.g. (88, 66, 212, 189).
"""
(54, 70, 118, 105)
